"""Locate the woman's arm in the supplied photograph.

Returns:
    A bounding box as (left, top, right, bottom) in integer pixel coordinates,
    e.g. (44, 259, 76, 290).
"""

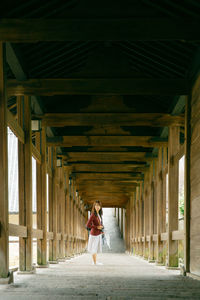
(86, 214, 98, 230)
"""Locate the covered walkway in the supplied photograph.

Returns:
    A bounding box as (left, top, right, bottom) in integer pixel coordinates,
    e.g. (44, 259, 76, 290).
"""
(1, 254, 200, 300)
(1, 1, 200, 298)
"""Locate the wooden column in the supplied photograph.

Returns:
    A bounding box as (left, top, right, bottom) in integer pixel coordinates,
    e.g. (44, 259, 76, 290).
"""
(58, 167, 65, 260)
(18, 96, 33, 272)
(168, 127, 179, 267)
(139, 183, 143, 256)
(49, 148, 58, 263)
(120, 208, 123, 238)
(143, 172, 149, 259)
(184, 96, 190, 273)
(64, 168, 70, 258)
(135, 187, 139, 255)
(156, 148, 164, 264)
(37, 127, 48, 266)
(149, 162, 154, 262)
(0, 42, 9, 279)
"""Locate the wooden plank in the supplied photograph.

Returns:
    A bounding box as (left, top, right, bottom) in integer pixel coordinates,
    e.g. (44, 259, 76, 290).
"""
(32, 144, 41, 164)
(174, 143, 185, 164)
(47, 232, 54, 240)
(42, 113, 184, 127)
(172, 230, 184, 241)
(7, 78, 188, 96)
(161, 232, 168, 241)
(0, 18, 199, 42)
(0, 42, 9, 278)
(9, 224, 27, 238)
(7, 109, 25, 144)
(32, 229, 43, 239)
(47, 136, 168, 147)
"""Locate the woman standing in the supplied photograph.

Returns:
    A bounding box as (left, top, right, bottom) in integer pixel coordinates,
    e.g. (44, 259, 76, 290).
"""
(86, 201, 104, 265)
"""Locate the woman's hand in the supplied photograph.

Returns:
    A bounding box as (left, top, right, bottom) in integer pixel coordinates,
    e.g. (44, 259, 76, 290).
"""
(97, 225, 103, 230)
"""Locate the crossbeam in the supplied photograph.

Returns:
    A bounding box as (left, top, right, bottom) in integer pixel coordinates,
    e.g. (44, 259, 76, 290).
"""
(42, 113, 184, 127)
(47, 136, 168, 147)
(69, 163, 147, 173)
(61, 152, 154, 162)
(0, 19, 199, 42)
(7, 78, 188, 96)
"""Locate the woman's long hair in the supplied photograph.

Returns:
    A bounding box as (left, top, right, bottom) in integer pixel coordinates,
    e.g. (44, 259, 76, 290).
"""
(91, 201, 103, 217)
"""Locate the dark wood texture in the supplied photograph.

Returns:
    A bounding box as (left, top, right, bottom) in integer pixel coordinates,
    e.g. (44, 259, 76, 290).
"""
(0, 18, 199, 42)
(7, 79, 188, 96)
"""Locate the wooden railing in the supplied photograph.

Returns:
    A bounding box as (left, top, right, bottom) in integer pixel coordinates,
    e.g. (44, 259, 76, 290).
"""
(131, 230, 184, 243)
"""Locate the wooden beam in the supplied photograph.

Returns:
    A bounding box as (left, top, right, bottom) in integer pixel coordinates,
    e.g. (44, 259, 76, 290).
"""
(0, 18, 199, 42)
(47, 136, 168, 147)
(62, 152, 154, 162)
(32, 144, 42, 164)
(9, 224, 27, 238)
(7, 109, 25, 144)
(74, 173, 143, 181)
(7, 78, 188, 96)
(70, 163, 147, 173)
(42, 113, 184, 127)
(0, 42, 9, 278)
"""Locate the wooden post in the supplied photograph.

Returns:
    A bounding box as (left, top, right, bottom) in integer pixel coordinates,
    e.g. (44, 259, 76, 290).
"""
(149, 162, 154, 262)
(64, 168, 70, 258)
(156, 148, 164, 264)
(18, 96, 33, 272)
(49, 148, 58, 263)
(184, 96, 190, 273)
(37, 127, 48, 266)
(167, 127, 179, 267)
(143, 172, 149, 259)
(139, 183, 143, 256)
(0, 42, 9, 279)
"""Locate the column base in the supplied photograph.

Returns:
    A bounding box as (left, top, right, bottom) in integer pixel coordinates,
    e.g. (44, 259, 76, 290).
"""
(148, 259, 155, 263)
(49, 260, 58, 264)
(57, 258, 66, 262)
(155, 261, 165, 266)
(17, 266, 36, 275)
(0, 272, 14, 285)
(166, 266, 180, 270)
(36, 263, 49, 268)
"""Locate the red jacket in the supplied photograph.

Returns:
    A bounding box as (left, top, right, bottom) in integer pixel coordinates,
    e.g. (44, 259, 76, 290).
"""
(86, 213, 102, 236)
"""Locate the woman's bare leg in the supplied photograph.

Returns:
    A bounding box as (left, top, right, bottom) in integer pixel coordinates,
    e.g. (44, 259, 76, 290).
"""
(92, 253, 97, 264)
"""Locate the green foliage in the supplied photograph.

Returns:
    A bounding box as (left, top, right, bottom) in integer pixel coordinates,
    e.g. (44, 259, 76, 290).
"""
(179, 195, 184, 216)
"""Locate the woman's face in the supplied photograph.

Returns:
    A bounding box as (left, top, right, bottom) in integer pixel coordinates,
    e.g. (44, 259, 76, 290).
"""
(95, 203, 101, 213)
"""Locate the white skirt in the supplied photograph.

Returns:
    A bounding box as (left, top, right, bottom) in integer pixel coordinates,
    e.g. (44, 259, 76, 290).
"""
(87, 234, 102, 254)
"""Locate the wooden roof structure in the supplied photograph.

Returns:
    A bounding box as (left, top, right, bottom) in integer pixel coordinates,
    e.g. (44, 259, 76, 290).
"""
(3, 0, 200, 207)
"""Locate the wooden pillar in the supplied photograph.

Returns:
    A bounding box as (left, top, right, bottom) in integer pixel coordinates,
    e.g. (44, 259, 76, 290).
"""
(37, 127, 48, 266)
(49, 148, 58, 263)
(156, 148, 164, 265)
(18, 96, 33, 272)
(149, 162, 154, 262)
(120, 208, 123, 238)
(167, 127, 179, 267)
(0, 42, 9, 279)
(58, 167, 65, 260)
(135, 187, 139, 255)
(143, 172, 149, 259)
(139, 183, 143, 256)
(64, 168, 70, 258)
(184, 96, 190, 273)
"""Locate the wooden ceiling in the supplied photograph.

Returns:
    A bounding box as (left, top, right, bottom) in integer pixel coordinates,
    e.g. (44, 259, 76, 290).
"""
(4, 0, 200, 207)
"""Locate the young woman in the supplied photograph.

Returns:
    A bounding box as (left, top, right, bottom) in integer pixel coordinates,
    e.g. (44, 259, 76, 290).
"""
(86, 201, 104, 265)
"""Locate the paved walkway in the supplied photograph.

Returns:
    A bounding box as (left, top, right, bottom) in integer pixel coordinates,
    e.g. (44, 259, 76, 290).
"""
(1, 253, 200, 300)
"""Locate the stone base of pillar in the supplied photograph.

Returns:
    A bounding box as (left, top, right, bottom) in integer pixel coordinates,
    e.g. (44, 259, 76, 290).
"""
(17, 266, 36, 275)
(166, 266, 180, 270)
(148, 259, 155, 263)
(0, 271, 14, 285)
(49, 260, 58, 264)
(155, 261, 165, 266)
(36, 263, 49, 268)
(57, 258, 66, 262)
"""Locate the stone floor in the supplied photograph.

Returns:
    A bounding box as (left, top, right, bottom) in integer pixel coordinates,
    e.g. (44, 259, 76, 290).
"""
(1, 253, 200, 300)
